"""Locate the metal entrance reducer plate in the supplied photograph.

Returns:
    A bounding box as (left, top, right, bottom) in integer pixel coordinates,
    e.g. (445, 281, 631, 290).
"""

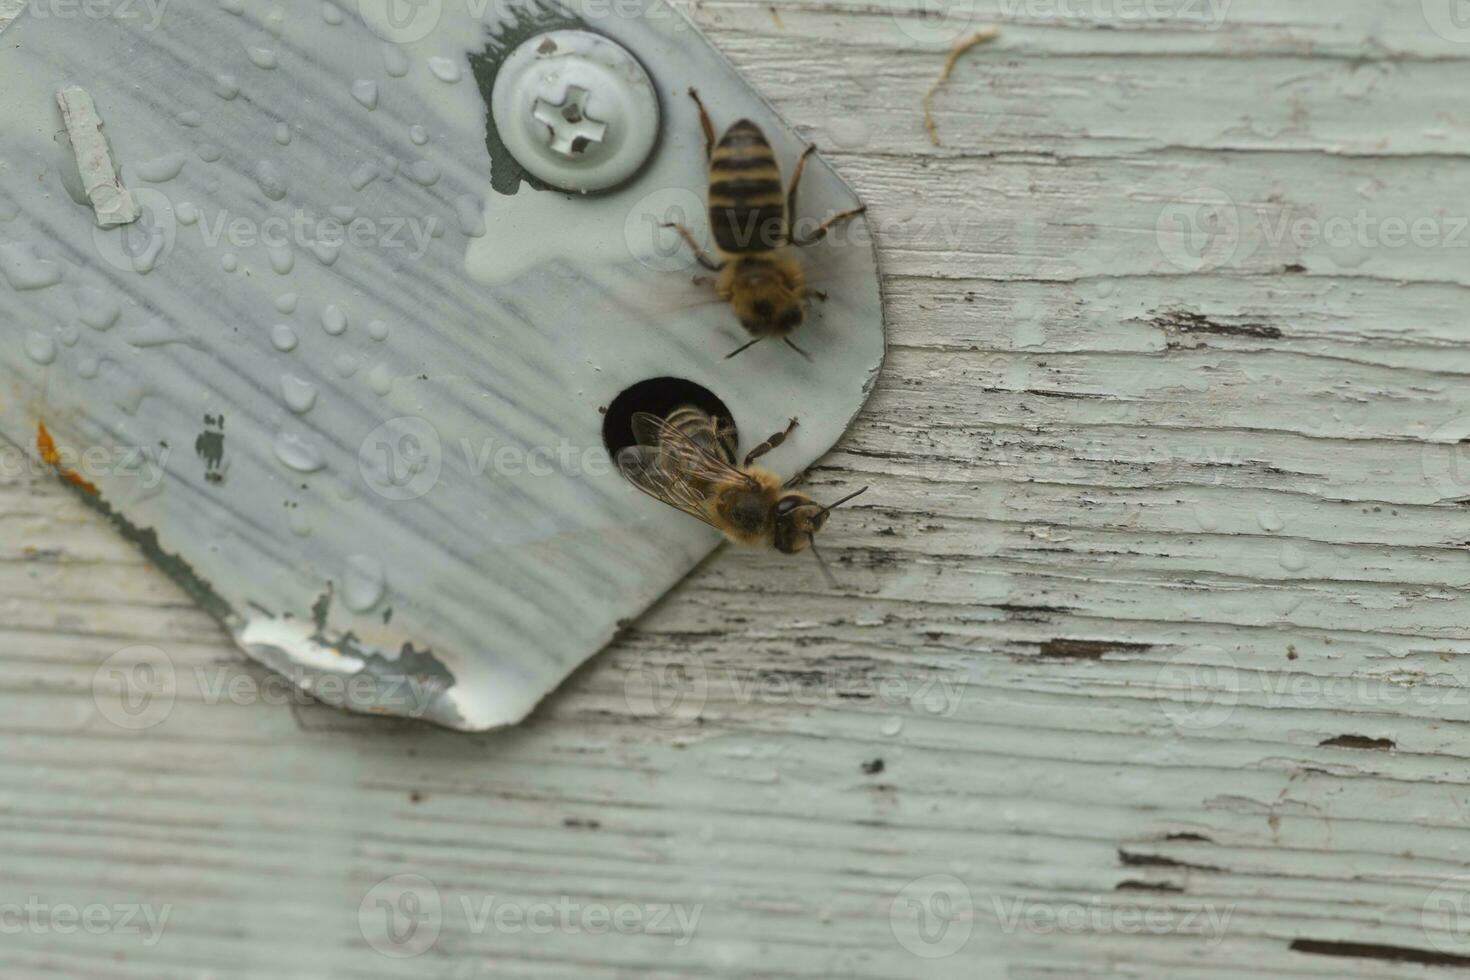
(0, 0, 884, 730)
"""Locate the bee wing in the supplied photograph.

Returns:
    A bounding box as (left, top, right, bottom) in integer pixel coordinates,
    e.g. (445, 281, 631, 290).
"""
(616, 444, 720, 529)
(629, 412, 757, 489)
(629, 412, 667, 450)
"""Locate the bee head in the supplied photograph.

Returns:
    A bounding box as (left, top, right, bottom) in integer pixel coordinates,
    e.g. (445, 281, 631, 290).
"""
(773, 484, 870, 581)
(771, 493, 827, 554)
(730, 261, 804, 336)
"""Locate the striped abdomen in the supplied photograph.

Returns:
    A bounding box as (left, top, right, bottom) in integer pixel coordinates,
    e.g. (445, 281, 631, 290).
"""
(708, 120, 785, 254)
(664, 405, 738, 467)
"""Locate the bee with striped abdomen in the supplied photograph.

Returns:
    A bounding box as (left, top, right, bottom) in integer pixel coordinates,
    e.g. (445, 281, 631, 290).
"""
(663, 88, 867, 360)
(616, 406, 868, 582)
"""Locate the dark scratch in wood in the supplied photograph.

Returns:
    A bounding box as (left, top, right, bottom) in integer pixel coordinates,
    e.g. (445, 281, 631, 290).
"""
(1318, 735, 1395, 751)
(1038, 638, 1152, 661)
(1290, 939, 1470, 968)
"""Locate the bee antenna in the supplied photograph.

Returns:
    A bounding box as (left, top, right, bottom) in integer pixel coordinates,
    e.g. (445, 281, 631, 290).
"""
(726, 337, 764, 359)
(818, 486, 869, 515)
(809, 535, 840, 589)
(783, 338, 814, 361)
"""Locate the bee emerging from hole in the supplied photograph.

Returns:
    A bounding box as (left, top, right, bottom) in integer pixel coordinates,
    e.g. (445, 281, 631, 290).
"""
(663, 88, 867, 361)
(617, 406, 867, 585)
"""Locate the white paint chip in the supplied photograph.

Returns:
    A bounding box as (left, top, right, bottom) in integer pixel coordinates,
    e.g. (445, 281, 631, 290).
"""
(55, 87, 140, 228)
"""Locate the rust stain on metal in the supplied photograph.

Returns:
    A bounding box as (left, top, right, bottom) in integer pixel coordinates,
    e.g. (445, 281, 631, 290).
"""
(36, 421, 99, 495)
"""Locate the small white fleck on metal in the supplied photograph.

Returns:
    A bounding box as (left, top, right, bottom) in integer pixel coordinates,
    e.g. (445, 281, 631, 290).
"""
(491, 30, 660, 194)
(56, 87, 140, 228)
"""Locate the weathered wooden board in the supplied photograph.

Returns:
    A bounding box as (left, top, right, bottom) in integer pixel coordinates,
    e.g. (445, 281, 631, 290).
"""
(5, 0, 1470, 976)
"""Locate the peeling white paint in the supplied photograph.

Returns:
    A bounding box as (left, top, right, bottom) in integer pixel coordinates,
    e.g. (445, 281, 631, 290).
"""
(237, 617, 364, 674)
(55, 87, 139, 228)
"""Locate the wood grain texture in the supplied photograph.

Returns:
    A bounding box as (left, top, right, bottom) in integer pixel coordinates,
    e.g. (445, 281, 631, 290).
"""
(5, 0, 1470, 976)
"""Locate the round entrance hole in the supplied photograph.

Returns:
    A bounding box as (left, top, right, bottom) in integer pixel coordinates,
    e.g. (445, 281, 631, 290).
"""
(602, 377, 737, 463)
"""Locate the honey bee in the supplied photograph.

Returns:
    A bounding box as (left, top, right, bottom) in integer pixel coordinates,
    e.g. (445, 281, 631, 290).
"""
(662, 88, 867, 360)
(617, 406, 868, 582)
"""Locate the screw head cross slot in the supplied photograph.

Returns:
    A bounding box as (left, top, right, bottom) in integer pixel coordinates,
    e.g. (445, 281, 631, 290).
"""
(490, 29, 660, 193)
(532, 86, 609, 158)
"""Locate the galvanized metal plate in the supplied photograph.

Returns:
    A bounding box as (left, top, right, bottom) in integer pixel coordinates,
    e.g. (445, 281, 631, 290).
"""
(0, 0, 884, 730)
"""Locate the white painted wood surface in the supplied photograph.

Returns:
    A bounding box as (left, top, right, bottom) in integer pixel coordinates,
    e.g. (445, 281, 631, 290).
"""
(6, 0, 1470, 975)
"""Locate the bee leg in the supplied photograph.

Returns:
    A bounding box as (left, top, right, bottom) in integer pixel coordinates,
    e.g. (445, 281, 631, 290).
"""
(792, 205, 868, 248)
(783, 338, 814, 361)
(784, 145, 818, 244)
(689, 87, 716, 162)
(744, 417, 800, 467)
(725, 336, 765, 359)
(661, 222, 725, 271)
(803, 288, 829, 302)
(691, 274, 716, 287)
